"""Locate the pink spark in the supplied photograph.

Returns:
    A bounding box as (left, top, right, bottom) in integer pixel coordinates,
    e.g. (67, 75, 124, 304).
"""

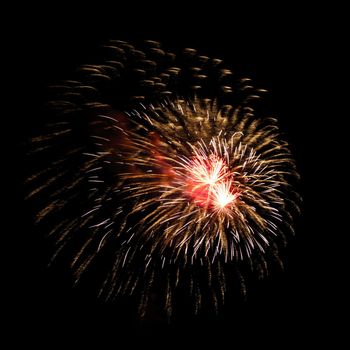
(183, 151, 238, 209)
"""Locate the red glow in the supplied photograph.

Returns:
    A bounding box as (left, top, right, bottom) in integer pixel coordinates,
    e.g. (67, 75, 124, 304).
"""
(184, 153, 238, 209)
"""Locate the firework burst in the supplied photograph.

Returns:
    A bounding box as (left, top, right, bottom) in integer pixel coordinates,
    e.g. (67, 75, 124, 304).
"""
(26, 40, 300, 317)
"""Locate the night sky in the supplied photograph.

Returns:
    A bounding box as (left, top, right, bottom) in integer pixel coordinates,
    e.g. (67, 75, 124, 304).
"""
(10, 4, 339, 347)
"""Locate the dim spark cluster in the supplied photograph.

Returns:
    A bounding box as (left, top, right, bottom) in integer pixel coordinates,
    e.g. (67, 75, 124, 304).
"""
(27, 40, 300, 317)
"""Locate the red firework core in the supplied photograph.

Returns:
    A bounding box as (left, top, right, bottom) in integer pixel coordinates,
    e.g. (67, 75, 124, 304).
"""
(184, 153, 238, 210)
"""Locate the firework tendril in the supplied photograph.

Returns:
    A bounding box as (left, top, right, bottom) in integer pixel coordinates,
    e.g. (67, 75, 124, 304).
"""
(27, 40, 300, 317)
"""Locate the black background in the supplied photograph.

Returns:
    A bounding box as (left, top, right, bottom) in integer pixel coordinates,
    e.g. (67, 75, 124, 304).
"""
(10, 3, 340, 347)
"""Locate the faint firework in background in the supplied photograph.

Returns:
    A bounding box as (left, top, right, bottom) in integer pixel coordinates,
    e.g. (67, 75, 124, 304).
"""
(26, 39, 300, 318)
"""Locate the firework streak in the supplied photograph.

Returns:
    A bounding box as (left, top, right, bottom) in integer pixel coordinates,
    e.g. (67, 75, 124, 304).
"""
(27, 40, 300, 317)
